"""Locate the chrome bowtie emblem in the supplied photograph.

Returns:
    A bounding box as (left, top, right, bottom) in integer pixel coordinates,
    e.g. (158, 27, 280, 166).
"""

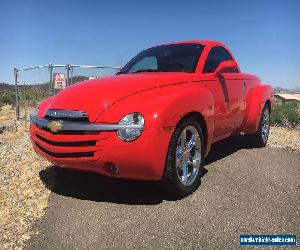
(47, 121, 63, 133)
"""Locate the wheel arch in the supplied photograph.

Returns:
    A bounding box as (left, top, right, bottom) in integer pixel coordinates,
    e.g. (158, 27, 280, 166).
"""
(265, 99, 272, 113)
(161, 111, 208, 188)
(175, 111, 208, 155)
(241, 84, 273, 134)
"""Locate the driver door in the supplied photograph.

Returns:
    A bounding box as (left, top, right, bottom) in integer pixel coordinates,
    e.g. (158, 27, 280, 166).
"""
(202, 46, 245, 141)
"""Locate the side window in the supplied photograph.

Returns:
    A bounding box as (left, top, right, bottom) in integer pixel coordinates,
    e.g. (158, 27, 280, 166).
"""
(128, 56, 158, 73)
(202, 46, 237, 73)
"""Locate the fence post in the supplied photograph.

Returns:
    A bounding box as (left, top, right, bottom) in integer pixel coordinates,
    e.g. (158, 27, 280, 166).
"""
(70, 66, 73, 85)
(48, 63, 53, 96)
(66, 64, 70, 87)
(14, 68, 20, 120)
(23, 82, 27, 123)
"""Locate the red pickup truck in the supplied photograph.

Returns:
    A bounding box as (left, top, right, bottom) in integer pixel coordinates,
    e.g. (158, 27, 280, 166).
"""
(30, 40, 273, 197)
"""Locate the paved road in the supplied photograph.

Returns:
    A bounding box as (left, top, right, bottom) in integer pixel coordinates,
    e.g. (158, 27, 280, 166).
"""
(26, 136, 299, 249)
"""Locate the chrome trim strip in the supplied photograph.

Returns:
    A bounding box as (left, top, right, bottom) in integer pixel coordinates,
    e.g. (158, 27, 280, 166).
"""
(30, 115, 143, 131)
(46, 109, 88, 118)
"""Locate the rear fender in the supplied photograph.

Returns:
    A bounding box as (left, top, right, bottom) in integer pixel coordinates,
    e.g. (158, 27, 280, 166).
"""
(241, 84, 273, 134)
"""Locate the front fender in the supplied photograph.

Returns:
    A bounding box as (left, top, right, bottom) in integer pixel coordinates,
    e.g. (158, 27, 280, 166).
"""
(241, 84, 273, 134)
(98, 83, 215, 142)
(36, 96, 54, 117)
(97, 83, 215, 178)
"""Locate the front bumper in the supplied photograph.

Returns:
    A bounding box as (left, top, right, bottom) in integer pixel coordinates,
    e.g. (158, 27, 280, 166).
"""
(30, 116, 171, 180)
(30, 115, 143, 132)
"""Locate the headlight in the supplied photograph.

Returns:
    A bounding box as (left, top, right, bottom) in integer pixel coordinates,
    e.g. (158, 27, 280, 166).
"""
(30, 107, 39, 123)
(31, 107, 39, 117)
(117, 113, 144, 141)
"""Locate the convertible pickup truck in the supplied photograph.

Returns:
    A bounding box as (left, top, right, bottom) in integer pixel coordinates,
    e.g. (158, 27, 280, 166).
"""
(30, 40, 273, 197)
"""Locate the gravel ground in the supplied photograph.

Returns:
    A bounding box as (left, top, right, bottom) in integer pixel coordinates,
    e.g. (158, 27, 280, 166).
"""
(0, 125, 51, 250)
(0, 105, 16, 126)
(26, 136, 300, 249)
(268, 126, 300, 152)
(0, 125, 299, 249)
(0, 105, 33, 127)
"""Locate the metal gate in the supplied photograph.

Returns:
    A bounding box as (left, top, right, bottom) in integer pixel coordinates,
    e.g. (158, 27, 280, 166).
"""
(14, 64, 120, 121)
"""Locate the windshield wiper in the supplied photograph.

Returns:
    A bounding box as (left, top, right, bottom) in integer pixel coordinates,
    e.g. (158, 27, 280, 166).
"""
(132, 69, 159, 73)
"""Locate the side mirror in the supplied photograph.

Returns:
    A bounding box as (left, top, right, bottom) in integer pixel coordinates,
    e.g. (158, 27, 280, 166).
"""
(214, 60, 238, 76)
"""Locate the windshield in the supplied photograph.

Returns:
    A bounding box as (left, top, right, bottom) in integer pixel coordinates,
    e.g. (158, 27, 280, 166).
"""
(119, 43, 204, 74)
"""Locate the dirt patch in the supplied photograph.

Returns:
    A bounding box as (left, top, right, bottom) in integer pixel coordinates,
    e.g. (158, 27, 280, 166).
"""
(0, 125, 52, 249)
(0, 105, 17, 126)
(0, 105, 33, 127)
(268, 126, 300, 152)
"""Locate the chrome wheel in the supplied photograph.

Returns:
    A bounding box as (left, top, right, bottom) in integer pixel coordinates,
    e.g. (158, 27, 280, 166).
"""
(176, 126, 201, 186)
(261, 108, 270, 143)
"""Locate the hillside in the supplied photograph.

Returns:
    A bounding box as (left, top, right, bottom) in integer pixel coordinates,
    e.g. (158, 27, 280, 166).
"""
(0, 83, 15, 92)
(274, 86, 300, 93)
(0, 76, 89, 93)
(0, 76, 90, 107)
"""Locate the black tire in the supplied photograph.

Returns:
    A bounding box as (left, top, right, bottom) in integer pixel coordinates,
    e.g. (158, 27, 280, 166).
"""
(246, 104, 270, 147)
(162, 117, 204, 198)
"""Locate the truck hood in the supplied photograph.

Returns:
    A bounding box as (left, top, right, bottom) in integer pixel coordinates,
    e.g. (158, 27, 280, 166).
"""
(44, 72, 199, 121)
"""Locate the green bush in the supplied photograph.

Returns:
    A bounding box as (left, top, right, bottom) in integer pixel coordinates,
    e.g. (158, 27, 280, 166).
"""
(271, 101, 300, 127)
(0, 90, 48, 107)
(0, 92, 15, 106)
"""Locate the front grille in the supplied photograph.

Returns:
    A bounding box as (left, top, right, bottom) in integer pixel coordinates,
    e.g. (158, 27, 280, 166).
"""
(44, 115, 89, 123)
(35, 143, 94, 158)
(35, 133, 96, 147)
(32, 110, 102, 160)
(37, 109, 91, 134)
(45, 110, 89, 123)
(36, 125, 86, 135)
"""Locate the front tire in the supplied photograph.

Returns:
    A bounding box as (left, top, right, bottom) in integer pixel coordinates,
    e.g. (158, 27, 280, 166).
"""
(162, 118, 204, 198)
(246, 104, 270, 147)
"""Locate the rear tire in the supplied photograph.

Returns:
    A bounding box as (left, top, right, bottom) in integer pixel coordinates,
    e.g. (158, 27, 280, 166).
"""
(246, 104, 270, 147)
(162, 117, 204, 198)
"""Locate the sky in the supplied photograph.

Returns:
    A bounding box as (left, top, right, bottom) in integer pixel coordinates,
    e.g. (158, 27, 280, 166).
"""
(0, 0, 299, 88)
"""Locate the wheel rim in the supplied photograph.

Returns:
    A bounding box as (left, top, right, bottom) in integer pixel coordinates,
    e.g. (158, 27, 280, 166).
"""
(176, 126, 201, 186)
(261, 109, 270, 143)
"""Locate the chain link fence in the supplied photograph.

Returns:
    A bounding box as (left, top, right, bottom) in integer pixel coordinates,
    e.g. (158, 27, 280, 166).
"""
(12, 64, 120, 123)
